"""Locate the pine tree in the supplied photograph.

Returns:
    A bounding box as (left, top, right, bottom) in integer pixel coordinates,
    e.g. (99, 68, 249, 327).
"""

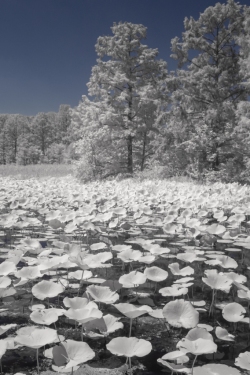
(72, 22, 169, 177)
(168, 0, 248, 180)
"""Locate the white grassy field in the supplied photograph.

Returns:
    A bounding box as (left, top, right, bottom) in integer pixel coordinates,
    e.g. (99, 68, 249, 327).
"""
(0, 164, 73, 180)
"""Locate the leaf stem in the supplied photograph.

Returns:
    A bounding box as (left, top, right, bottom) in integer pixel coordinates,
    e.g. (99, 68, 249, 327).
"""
(209, 289, 215, 316)
(37, 348, 40, 375)
(129, 318, 133, 337)
(129, 357, 132, 374)
(192, 354, 197, 375)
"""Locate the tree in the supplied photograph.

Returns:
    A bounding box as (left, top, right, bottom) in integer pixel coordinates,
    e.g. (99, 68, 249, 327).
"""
(16, 115, 34, 165)
(0, 114, 9, 164)
(233, 8, 250, 182)
(31, 112, 56, 158)
(71, 96, 124, 180)
(73, 22, 169, 176)
(56, 104, 72, 145)
(3, 114, 30, 163)
(167, 0, 248, 180)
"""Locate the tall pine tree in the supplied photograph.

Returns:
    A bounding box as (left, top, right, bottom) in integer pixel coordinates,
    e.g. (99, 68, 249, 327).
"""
(72, 22, 169, 178)
(167, 0, 248, 180)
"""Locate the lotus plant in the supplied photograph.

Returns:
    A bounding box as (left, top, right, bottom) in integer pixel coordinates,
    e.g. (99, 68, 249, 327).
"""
(113, 303, 152, 336)
(144, 266, 168, 293)
(15, 327, 59, 374)
(52, 339, 95, 372)
(177, 328, 217, 374)
(202, 269, 232, 316)
(86, 285, 119, 304)
(119, 270, 146, 289)
(63, 297, 102, 340)
(106, 336, 152, 374)
(163, 299, 199, 329)
(82, 314, 124, 338)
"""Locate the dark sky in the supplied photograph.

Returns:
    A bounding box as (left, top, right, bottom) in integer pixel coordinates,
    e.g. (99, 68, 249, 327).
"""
(1, 0, 250, 116)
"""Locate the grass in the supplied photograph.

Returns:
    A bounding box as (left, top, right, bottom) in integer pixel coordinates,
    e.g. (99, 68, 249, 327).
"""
(0, 163, 73, 179)
(0, 163, 203, 185)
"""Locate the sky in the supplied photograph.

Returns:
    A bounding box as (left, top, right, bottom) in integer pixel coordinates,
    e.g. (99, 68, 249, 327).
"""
(1, 0, 250, 116)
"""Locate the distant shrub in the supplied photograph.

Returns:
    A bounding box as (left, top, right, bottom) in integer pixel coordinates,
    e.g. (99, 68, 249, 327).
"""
(72, 156, 97, 183)
(113, 173, 133, 181)
(134, 162, 176, 181)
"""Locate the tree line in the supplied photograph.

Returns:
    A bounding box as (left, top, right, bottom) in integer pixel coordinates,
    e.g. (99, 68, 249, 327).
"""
(0, 105, 73, 165)
(4, 0, 250, 184)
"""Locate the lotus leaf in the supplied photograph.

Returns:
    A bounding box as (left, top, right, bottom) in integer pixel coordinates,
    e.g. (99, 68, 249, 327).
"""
(163, 299, 199, 328)
(106, 336, 152, 357)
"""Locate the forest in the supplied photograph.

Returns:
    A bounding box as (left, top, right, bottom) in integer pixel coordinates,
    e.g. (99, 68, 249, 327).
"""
(2, 0, 250, 184)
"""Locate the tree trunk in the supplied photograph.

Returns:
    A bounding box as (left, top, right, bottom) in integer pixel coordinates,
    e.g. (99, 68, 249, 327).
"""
(211, 150, 220, 171)
(141, 132, 147, 171)
(126, 80, 134, 175)
(14, 139, 17, 163)
(127, 135, 133, 174)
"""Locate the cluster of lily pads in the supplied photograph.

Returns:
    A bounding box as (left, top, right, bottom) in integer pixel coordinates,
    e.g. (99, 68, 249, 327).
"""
(1, 176, 250, 374)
